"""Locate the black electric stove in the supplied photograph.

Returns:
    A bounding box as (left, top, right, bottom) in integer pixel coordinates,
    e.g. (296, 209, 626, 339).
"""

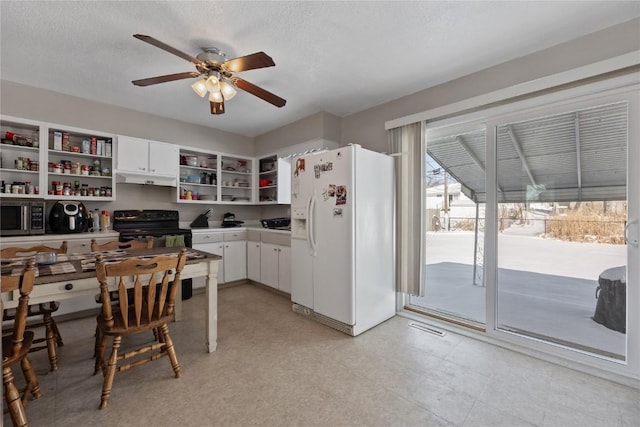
(113, 210, 192, 248)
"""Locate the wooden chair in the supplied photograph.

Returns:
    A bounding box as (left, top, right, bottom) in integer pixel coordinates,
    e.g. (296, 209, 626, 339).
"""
(90, 237, 155, 357)
(93, 248, 187, 409)
(1, 242, 68, 372)
(2, 260, 42, 427)
(90, 237, 154, 252)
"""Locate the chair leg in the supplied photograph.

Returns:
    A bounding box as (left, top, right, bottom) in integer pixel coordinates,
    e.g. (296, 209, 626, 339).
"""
(100, 336, 121, 410)
(50, 316, 64, 347)
(93, 325, 102, 359)
(159, 324, 181, 378)
(42, 312, 59, 371)
(4, 366, 28, 427)
(94, 332, 108, 375)
(20, 356, 41, 400)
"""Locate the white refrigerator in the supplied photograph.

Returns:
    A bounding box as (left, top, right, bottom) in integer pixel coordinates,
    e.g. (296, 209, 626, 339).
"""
(290, 144, 395, 336)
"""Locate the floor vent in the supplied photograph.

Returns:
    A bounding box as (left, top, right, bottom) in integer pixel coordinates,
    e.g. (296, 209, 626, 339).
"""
(409, 322, 446, 337)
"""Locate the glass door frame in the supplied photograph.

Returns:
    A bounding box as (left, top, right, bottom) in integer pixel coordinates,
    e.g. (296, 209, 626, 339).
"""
(485, 85, 639, 375)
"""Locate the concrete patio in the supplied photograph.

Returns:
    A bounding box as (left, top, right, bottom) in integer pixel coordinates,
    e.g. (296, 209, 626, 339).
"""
(410, 231, 626, 358)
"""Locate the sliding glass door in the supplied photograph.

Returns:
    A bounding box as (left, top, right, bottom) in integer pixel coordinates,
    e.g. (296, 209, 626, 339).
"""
(407, 82, 639, 371)
(410, 123, 487, 326)
(494, 99, 629, 360)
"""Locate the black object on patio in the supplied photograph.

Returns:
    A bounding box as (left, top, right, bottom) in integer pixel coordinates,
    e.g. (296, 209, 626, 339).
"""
(592, 266, 626, 333)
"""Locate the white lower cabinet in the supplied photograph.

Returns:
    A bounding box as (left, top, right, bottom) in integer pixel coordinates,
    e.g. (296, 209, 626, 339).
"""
(192, 230, 247, 284)
(260, 243, 291, 293)
(223, 240, 246, 283)
(247, 241, 261, 282)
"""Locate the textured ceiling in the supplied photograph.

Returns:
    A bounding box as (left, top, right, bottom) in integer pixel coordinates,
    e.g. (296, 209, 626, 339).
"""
(1, 1, 639, 138)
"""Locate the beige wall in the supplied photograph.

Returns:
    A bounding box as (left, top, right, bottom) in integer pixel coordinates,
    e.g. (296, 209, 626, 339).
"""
(254, 111, 342, 156)
(341, 18, 640, 154)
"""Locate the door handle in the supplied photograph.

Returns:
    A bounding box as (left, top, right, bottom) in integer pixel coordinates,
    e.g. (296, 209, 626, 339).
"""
(624, 219, 639, 247)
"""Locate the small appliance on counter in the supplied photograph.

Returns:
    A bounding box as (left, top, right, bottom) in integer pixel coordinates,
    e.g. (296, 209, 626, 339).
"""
(190, 209, 212, 228)
(49, 201, 89, 233)
(221, 212, 244, 228)
(260, 217, 291, 230)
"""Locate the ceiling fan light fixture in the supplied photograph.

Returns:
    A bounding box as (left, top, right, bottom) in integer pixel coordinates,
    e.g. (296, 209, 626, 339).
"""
(205, 75, 220, 92)
(209, 90, 223, 103)
(191, 78, 208, 97)
(220, 81, 237, 100)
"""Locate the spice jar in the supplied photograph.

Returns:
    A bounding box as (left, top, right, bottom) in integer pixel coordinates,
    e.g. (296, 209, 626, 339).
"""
(30, 160, 39, 172)
(81, 184, 88, 197)
(71, 162, 80, 175)
(81, 165, 90, 176)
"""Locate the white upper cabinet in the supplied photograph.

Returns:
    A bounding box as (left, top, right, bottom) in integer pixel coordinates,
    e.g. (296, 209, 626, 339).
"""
(116, 135, 178, 186)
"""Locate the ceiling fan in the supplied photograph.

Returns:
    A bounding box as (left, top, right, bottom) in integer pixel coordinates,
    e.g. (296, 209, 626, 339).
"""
(131, 34, 286, 115)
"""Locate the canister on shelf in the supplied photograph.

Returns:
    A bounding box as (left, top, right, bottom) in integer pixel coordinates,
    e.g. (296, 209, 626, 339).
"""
(82, 138, 91, 154)
(81, 165, 90, 175)
(62, 133, 70, 151)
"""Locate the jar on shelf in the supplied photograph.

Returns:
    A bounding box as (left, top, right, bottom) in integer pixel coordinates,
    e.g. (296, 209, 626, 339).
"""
(70, 162, 80, 175)
(63, 164, 71, 174)
(62, 182, 71, 196)
(81, 184, 88, 197)
(105, 187, 112, 197)
(29, 161, 39, 172)
(62, 133, 70, 151)
(81, 165, 90, 175)
(24, 181, 32, 194)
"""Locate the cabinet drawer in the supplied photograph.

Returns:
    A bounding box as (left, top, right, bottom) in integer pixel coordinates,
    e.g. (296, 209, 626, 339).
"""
(224, 231, 247, 241)
(247, 230, 261, 242)
(192, 232, 223, 244)
(261, 232, 291, 247)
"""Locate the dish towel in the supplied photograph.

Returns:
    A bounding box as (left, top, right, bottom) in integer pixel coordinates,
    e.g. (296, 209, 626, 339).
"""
(165, 235, 185, 248)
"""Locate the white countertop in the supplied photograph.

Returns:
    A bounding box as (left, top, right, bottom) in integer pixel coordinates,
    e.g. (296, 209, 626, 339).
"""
(189, 226, 291, 235)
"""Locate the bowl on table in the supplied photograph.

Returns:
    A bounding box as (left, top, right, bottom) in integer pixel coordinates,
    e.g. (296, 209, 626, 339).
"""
(36, 252, 57, 265)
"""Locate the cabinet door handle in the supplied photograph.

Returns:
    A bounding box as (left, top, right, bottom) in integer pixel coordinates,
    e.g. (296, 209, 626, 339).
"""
(64, 283, 73, 291)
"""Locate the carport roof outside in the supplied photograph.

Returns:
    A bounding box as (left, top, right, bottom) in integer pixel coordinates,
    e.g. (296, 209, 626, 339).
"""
(426, 101, 628, 204)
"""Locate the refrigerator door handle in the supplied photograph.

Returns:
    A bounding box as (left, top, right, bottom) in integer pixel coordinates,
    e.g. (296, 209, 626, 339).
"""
(309, 194, 318, 256)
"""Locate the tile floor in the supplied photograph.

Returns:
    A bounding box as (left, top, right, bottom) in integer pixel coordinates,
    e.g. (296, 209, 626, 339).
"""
(5, 283, 639, 427)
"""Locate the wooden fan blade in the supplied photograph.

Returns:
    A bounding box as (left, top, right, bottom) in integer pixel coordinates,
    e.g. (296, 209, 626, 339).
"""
(231, 77, 286, 108)
(133, 34, 203, 66)
(210, 100, 225, 115)
(223, 52, 275, 73)
(132, 72, 201, 87)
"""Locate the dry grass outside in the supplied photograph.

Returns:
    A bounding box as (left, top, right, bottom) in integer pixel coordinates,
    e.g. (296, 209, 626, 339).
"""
(544, 201, 626, 245)
(451, 218, 477, 231)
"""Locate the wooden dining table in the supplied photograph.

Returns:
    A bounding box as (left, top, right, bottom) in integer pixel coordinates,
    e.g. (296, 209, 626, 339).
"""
(1, 247, 222, 353)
